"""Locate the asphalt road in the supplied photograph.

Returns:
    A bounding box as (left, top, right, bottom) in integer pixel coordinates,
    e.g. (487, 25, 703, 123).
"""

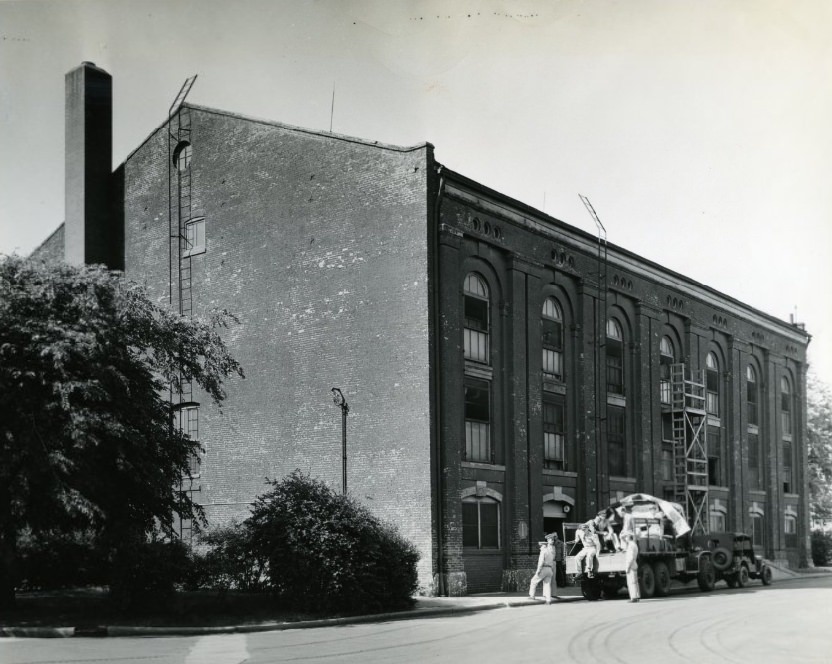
(2, 576, 830, 664)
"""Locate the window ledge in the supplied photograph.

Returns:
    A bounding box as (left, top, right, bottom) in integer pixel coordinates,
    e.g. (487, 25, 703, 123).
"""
(708, 485, 730, 491)
(607, 394, 626, 407)
(543, 469, 578, 478)
(748, 424, 759, 434)
(610, 476, 636, 483)
(783, 493, 800, 499)
(749, 489, 768, 495)
(462, 548, 502, 555)
(707, 415, 721, 426)
(464, 361, 493, 380)
(462, 461, 506, 471)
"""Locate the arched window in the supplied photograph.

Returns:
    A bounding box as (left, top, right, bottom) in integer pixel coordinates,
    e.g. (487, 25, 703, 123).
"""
(462, 496, 501, 549)
(173, 141, 192, 172)
(784, 514, 797, 548)
(659, 336, 674, 404)
(746, 365, 758, 426)
(750, 512, 765, 549)
(780, 377, 792, 435)
(606, 319, 624, 395)
(706, 352, 720, 416)
(463, 273, 489, 364)
(542, 297, 564, 380)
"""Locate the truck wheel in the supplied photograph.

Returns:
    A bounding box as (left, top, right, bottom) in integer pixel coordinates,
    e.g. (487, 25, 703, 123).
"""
(761, 565, 773, 586)
(711, 547, 732, 572)
(581, 577, 602, 601)
(639, 563, 656, 598)
(737, 564, 749, 588)
(653, 561, 672, 597)
(697, 558, 716, 592)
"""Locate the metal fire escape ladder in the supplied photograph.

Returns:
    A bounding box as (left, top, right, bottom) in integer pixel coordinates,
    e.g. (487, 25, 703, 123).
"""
(670, 363, 709, 534)
(167, 75, 198, 541)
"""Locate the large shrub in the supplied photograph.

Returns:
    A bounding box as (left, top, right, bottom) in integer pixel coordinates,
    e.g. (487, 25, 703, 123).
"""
(187, 524, 267, 592)
(246, 471, 419, 613)
(108, 535, 191, 612)
(16, 529, 109, 591)
(811, 529, 832, 566)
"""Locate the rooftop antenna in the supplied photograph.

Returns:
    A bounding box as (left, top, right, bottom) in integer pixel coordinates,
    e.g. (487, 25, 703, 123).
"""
(330, 83, 335, 133)
(579, 194, 609, 510)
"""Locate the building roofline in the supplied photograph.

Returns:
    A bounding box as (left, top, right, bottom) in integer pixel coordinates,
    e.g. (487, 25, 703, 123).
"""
(118, 102, 432, 170)
(26, 221, 65, 258)
(439, 166, 810, 345)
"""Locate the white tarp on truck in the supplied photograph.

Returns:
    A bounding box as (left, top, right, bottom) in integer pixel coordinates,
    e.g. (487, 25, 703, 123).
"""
(615, 493, 691, 538)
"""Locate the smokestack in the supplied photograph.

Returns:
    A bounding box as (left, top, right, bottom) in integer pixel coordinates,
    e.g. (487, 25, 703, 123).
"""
(65, 62, 121, 268)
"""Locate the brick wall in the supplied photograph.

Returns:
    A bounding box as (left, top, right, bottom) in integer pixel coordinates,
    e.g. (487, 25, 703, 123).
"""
(121, 107, 436, 587)
(29, 224, 65, 264)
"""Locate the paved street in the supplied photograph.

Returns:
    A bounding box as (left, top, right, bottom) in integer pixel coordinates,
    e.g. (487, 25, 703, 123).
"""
(1, 576, 830, 664)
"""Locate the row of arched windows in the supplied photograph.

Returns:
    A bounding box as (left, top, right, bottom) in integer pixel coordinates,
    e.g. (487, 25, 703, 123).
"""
(462, 272, 797, 492)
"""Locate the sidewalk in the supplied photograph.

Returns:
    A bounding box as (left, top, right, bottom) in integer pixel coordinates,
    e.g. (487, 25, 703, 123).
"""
(3, 569, 828, 639)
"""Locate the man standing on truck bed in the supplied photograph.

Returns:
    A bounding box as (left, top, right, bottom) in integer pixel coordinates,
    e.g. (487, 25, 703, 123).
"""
(621, 530, 640, 603)
(529, 533, 557, 604)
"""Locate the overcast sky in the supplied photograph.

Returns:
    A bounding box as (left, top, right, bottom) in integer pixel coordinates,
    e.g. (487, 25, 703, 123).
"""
(1, 0, 830, 385)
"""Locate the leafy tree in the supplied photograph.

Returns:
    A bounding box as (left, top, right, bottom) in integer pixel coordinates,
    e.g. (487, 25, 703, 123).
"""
(246, 470, 420, 613)
(0, 256, 243, 608)
(807, 371, 832, 522)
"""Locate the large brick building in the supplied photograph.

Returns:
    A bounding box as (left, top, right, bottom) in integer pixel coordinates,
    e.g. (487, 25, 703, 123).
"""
(34, 63, 811, 593)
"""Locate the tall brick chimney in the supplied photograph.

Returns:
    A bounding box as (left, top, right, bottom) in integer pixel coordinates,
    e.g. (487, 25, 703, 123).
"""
(65, 62, 121, 268)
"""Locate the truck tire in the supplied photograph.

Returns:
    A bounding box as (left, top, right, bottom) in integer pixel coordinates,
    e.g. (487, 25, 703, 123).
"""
(581, 577, 602, 601)
(711, 547, 732, 572)
(639, 563, 656, 598)
(737, 564, 749, 588)
(653, 561, 672, 597)
(761, 565, 773, 586)
(697, 557, 716, 592)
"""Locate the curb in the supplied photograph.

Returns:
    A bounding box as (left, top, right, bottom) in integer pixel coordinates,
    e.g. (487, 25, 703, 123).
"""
(0, 595, 583, 638)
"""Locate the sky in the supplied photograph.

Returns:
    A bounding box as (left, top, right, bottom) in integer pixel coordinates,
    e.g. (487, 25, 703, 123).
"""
(1, 0, 830, 385)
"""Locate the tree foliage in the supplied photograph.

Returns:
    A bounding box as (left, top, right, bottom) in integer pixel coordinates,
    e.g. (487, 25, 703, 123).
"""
(0, 256, 243, 607)
(807, 371, 832, 520)
(246, 471, 420, 613)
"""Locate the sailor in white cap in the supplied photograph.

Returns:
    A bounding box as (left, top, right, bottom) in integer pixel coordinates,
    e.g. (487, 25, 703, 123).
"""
(528, 532, 557, 604)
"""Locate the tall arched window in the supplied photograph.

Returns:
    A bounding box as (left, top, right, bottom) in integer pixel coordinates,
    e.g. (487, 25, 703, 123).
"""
(706, 352, 720, 416)
(747, 365, 762, 490)
(463, 273, 489, 364)
(780, 377, 792, 435)
(606, 319, 624, 395)
(781, 376, 793, 493)
(747, 365, 758, 426)
(659, 336, 674, 404)
(542, 297, 564, 380)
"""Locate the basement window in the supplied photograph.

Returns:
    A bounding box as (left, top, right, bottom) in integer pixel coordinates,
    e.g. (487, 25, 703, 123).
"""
(184, 218, 206, 256)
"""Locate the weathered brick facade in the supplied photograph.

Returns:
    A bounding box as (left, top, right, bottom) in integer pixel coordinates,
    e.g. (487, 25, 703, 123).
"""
(31, 63, 811, 594)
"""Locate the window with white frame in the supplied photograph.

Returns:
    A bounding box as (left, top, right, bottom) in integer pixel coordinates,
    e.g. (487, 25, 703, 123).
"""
(174, 405, 200, 478)
(542, 297, 564, 380)
(706, 352, 720, 417)
(184, 218, 206, 256)
(462, 496, 500, 549)
(464, 378, 491, 463)
(659, 336, 674, 405)
(606, 319, 624, 395)
(463, 273, 490, 364)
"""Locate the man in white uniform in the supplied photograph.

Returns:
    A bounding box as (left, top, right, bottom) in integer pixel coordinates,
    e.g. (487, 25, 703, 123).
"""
(622, 530, 640, 602)
(574, 521, 600, 578)
(528, 533, 557, 604)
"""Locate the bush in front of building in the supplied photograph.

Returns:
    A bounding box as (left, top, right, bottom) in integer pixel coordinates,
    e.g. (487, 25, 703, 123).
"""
(185, 524, 268, 593)
(245, 470, 420, 614)
(810, 529, 832, 566)
(15, 529, 109, 591)
(108, 535, 192, 612)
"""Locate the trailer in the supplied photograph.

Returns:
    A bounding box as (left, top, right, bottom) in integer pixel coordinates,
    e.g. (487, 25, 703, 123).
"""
(564, 517, 717, 601)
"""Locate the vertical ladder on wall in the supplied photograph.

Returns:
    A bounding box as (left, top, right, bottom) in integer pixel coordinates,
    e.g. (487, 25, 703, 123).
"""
(167, 76, 198, 541)
(670, 363, 709, 535)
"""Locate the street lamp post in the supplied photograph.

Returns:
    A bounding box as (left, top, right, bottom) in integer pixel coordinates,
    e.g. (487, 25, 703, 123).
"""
(331, 387, 349, 494)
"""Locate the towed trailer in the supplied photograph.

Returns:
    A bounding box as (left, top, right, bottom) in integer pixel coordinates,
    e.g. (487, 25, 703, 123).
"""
(564, 518, 718, 601)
